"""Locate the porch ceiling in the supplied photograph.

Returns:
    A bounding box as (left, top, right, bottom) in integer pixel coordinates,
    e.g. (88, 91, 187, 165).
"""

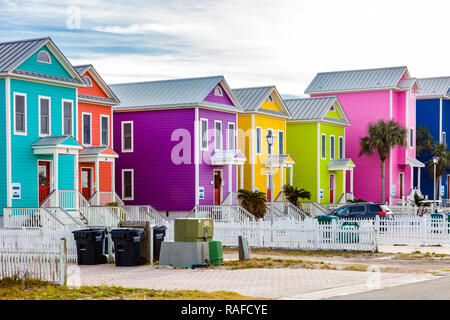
(210, 150, 247, 165)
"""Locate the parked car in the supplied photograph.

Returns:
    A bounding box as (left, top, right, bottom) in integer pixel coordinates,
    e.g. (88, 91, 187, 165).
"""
(329, 202, 393, 219)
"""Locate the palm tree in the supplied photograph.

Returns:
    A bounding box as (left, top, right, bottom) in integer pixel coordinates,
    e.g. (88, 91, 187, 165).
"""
(283, 184, 311, 207)
(426, 143, 450, 198)
(237, 189, 267, 219)
(416, 125, 434, 157)
(359, 119, 407, 203)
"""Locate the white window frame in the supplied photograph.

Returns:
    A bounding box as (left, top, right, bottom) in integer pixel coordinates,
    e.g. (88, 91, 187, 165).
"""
(278, 130, 284, 155)
(214, 120, 223, 151)
(321, 133, 326, 160)
(330, 135, 335, 160)
(330, 105, 335, 111)
(122, 169, 134, 201)
(200, 118, 208, 151)
(37, 50, 51, 64)
(442, 131, 446, 146)
(83, 76, 93, 87)
(228, 122, 235, 150)
(38, 96, 51, 137)
(13, 92, 27, 136)
(267, 95, 274, 103)
(338, 136, 344, 159)
(256, 127, 262, 155)
(410, 128, 415, 148)
(121, 121, 134, 153)
(100, 115, 110, 146)
(214, 86, 223, 97)
(62, 99, 74, 136)
(267, 128, 273, 155)
(82, 112, 92, 146)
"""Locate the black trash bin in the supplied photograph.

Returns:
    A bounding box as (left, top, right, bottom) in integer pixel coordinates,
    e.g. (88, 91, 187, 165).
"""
(111, 228, 145, 266)
(152, 225, 167, 261)
(72, 228, 107, 265)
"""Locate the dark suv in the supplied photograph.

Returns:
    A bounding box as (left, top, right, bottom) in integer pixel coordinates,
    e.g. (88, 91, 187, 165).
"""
(330, 202, 392, 219)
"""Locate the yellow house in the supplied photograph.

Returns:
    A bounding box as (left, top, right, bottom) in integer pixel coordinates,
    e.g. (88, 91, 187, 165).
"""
(232, 86, 294, 201)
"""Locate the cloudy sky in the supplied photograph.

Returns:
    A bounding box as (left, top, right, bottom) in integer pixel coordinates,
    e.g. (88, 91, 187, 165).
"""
(0, 0, 449, 97)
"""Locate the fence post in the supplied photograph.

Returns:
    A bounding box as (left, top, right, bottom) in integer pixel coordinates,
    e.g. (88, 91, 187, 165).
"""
(107, 232, 114, 263)
(149, 226, 154, 265)
(257, 219, 263, 247)
(421, 216, 427, 246)
(59, 238, 67, 286)
(314, 219, 319, 249)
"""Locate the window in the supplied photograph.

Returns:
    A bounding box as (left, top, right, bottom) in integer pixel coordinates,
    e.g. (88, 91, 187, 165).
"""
(62, 100, 73, 136)
(228, 122, 235, 150)
(122, 169, 134, 200)
(14, 93, 27, 135)
(83, 76, 93, 87)
(214, 121, 222, 151)
(321, 134, 326, 159)
(101, 115, 109, 146)
(330, 135, 335, 160)
(39, 96, 50, 136)
(442, 131, 446, 146)
(339, 136, 344, 159)
(267, 129, 273, 155)
(214, 86, 223, 96)
(267, 95, 274, 103)
(121, 121, 133, 152)
(349, 205, 365, 213)
(200, 119, 208, 150)
(410, 128, 415, 148)
(278, 130, 284, 155)
(256, 127, 262, 155)
(82, 113, 92, 145)
(330, 105, 335, 111)
(37, 51, 51, 64)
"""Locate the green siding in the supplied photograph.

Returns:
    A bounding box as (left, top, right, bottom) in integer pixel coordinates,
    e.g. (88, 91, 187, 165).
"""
(17, 45, 72, 78)
(0, 79, 6, 214)
(286, 122, 318, 201)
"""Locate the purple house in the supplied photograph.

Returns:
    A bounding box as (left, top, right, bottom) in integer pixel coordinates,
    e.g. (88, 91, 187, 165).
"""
(110, 76, 246, 214)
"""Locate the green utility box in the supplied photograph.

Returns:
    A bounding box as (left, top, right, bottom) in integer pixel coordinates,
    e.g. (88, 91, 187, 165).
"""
(208, 240, 223, 266)
(339, 221, 360, 243)
(174, 218, 214, 242)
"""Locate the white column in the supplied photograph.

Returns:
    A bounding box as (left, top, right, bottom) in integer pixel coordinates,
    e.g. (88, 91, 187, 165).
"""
(54, 152, 59, 207)
(270, 161, 274, 201)
(95, 159, 100, 205)
(112, 160, 115, 202)
(350, 168, 354, 194)
(343, 169, 346, 196)
(74, 152, 79, 210)
(411, 166, 414, 190)
(240, 164, 244, 189)
(228, 163, 232, 195)
(290, 166, 293, 186)
(418, 167, 421, 191)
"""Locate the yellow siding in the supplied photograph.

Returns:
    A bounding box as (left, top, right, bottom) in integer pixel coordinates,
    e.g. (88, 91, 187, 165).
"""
(237, 114, 253, 191)
(260, 97, 284, 112)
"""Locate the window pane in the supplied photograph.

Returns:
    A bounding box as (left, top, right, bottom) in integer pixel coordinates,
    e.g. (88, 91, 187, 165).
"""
(124, 171, 133, 198)
(321, 135, 326, 158)
(83, 115, 91, 144)
(256, 128, 262, 154)
(123, 123, 132, 151)
(228, 123, 235, 150)
(268, 129, 272, 155)
(15, 95, 25, 133)
(201, 120, 208, 149)
(101, 117, 109, 146)
(16, 114, 24, 132)
(330, 136, 335, 159)
(63, 102, 72, 135)
(215, 122, 222, 150)
(278, 131, 284, 154)
(339, 137, 343, 159)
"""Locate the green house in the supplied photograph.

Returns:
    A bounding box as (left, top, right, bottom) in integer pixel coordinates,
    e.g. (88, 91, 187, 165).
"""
(284, 97, 355, 204)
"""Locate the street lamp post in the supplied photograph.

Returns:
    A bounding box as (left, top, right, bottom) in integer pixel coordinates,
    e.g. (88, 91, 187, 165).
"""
(266, 132, 276, 236)
(432, 156, 439, 213)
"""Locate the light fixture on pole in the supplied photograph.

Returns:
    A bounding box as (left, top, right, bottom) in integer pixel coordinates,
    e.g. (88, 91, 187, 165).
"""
(266, 132, 276, 235)
(432, 156, 439, 214)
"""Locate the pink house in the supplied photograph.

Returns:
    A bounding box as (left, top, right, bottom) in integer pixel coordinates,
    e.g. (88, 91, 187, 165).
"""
(305, 66, 422, 204)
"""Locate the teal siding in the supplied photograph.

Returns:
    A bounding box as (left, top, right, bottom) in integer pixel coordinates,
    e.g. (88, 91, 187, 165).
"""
(58, 154, 74, 190)
(9, 78, 77, 207)
(0, 79, 6, 214)
(16, 45, 72, 78)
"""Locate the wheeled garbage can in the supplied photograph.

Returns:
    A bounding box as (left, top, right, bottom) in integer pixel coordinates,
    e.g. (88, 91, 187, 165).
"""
(152, 225, 167, 261)
(72, 228, 107, 265)
(110, 228, 145, 266)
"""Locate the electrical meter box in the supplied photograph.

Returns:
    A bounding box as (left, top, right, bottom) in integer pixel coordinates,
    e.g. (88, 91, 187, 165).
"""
(174, 218, 214, 242)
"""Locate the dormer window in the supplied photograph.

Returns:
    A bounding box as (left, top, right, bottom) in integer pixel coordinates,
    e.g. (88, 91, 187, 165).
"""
(266, 95, 274, 103)
(330, 105, 335, 111)
(213, 86, 223, 96)
(37, 51, 51, 64)
(83, 76, 93, 87)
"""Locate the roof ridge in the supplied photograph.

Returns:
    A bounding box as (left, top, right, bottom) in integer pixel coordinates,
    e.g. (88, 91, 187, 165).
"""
(316, 66, 407, 75)
(109, 75, 223, 86)
(417, 76, 450, 80)
(0, 37, 50, 46)
(284, 96, 337, 101)
(232, 85, 275, 91)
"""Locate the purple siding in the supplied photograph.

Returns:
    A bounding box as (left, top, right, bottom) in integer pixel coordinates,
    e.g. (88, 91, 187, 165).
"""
(203, 82, 234, 106)
(113, 108, 195, 211)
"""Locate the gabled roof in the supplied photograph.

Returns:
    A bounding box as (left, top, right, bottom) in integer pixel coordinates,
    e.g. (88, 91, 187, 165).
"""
(231, 86, 291, 118)
(396, 78, 420, 91)
(79, 146, 118, 158)
(0, 37, 84, 86)
(284, 96, 350, 125)
(110, 75, 242, 112)
(31, 135, 82, 148)
(74, 64, 120, 105)
(416, 77, 450, 99)
(305, 66, 410, 94)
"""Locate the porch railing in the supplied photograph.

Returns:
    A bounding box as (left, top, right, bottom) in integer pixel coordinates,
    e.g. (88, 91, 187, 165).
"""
(123, 205, 166, 225)
(194, 205, 255, 222)
(298, 202, 329, 217)
(41, 190, 77, 210)
(4, 207, 65, 229)
(88, 191, 124, 207)
(80, 206, 121, 228)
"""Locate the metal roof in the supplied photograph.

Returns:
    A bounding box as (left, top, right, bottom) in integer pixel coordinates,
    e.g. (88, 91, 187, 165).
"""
(416, 77, 450, 99)
(284, 96, 350, 125)
(74, 64, 120, 104)
(79, 146, 118, 157)
(31, 135, 81, 147)
(304, 66, 408, 94)
(12, 69, 83, 85)
(232, 86, 274, 111)
(328, 159, 355, 170)
(0, 37, 49, 72)
(74, 64, 91, 76)
(78, 94, 118, 104)
(110, 76, 240, 111)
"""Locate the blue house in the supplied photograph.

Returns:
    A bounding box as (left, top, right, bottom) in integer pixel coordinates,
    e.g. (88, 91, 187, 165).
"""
(416, 77, 450, 201)
(0, 38, 85, 213)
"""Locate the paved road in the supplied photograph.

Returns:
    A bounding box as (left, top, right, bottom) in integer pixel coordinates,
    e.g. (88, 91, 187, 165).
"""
(328, 274, 450, 300)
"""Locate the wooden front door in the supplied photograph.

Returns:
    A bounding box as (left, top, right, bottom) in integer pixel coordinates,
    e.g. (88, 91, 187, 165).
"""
(81, 168, 92, 200)
(38, 161, 51, 205)
(266, 174, 272, 202)
(329, 174, 335, 203)
(399, 173, 404, 199)
(214, 170, 222, 205)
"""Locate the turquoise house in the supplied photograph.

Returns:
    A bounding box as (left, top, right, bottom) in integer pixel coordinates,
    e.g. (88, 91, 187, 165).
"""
(0, 37, 85, 213)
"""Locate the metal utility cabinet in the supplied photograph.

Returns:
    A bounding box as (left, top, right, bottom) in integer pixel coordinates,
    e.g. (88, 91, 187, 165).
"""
(174, 218, 214, 242)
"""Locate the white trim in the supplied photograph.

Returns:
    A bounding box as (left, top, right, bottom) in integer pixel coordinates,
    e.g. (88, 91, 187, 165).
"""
(409, 127, 414, 148)
(38, 95, 51, 137)
(121, 169, 134, 201)
(194, 108, 199, 206)
(121, 121, 134, 153)
(37, 159, 53, 206)
(82, 75, 93, 87)
(439, 98, 443, 143)
(329, 174, 336, 204)
(277, 130, 284, 155)
(200, 118, 208, 151)
(251, 114, 255, 191)
(213, 169, 223, 205)
(338, 136, 344, 159)
(81, 112, 92, 146)
(389, 91, 393, 203)
(80, 167, 94, 199)
(267, 128, 273, 155)
(62, 99, 74, 136)
(13, 92, 27, 136)
(100, 114, 110, 146)
(213, 86, 223, 97)
(317, 123, 321, 203)
(36, 50, 51, 64)
(320, 133, 326, 160)
(5, 78, 11, 207)
(443, 132, 447, 146)
(214, 120, 223, 151)
(227, 122, 235, 150)
(330, 135, 335, 160)
(255, 126, 262, 155)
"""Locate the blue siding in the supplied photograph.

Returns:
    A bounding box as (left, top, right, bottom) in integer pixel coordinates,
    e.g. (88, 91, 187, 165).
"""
(17, 45, 72, 78)
(0, 79, 6, 214)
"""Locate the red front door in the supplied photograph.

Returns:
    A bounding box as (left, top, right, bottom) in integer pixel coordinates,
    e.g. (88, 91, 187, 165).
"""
(214, 170, 222, 205)
(38, 161, 51, 205)
(81, 168, 92, 200)
(329, 174, 335, 203)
